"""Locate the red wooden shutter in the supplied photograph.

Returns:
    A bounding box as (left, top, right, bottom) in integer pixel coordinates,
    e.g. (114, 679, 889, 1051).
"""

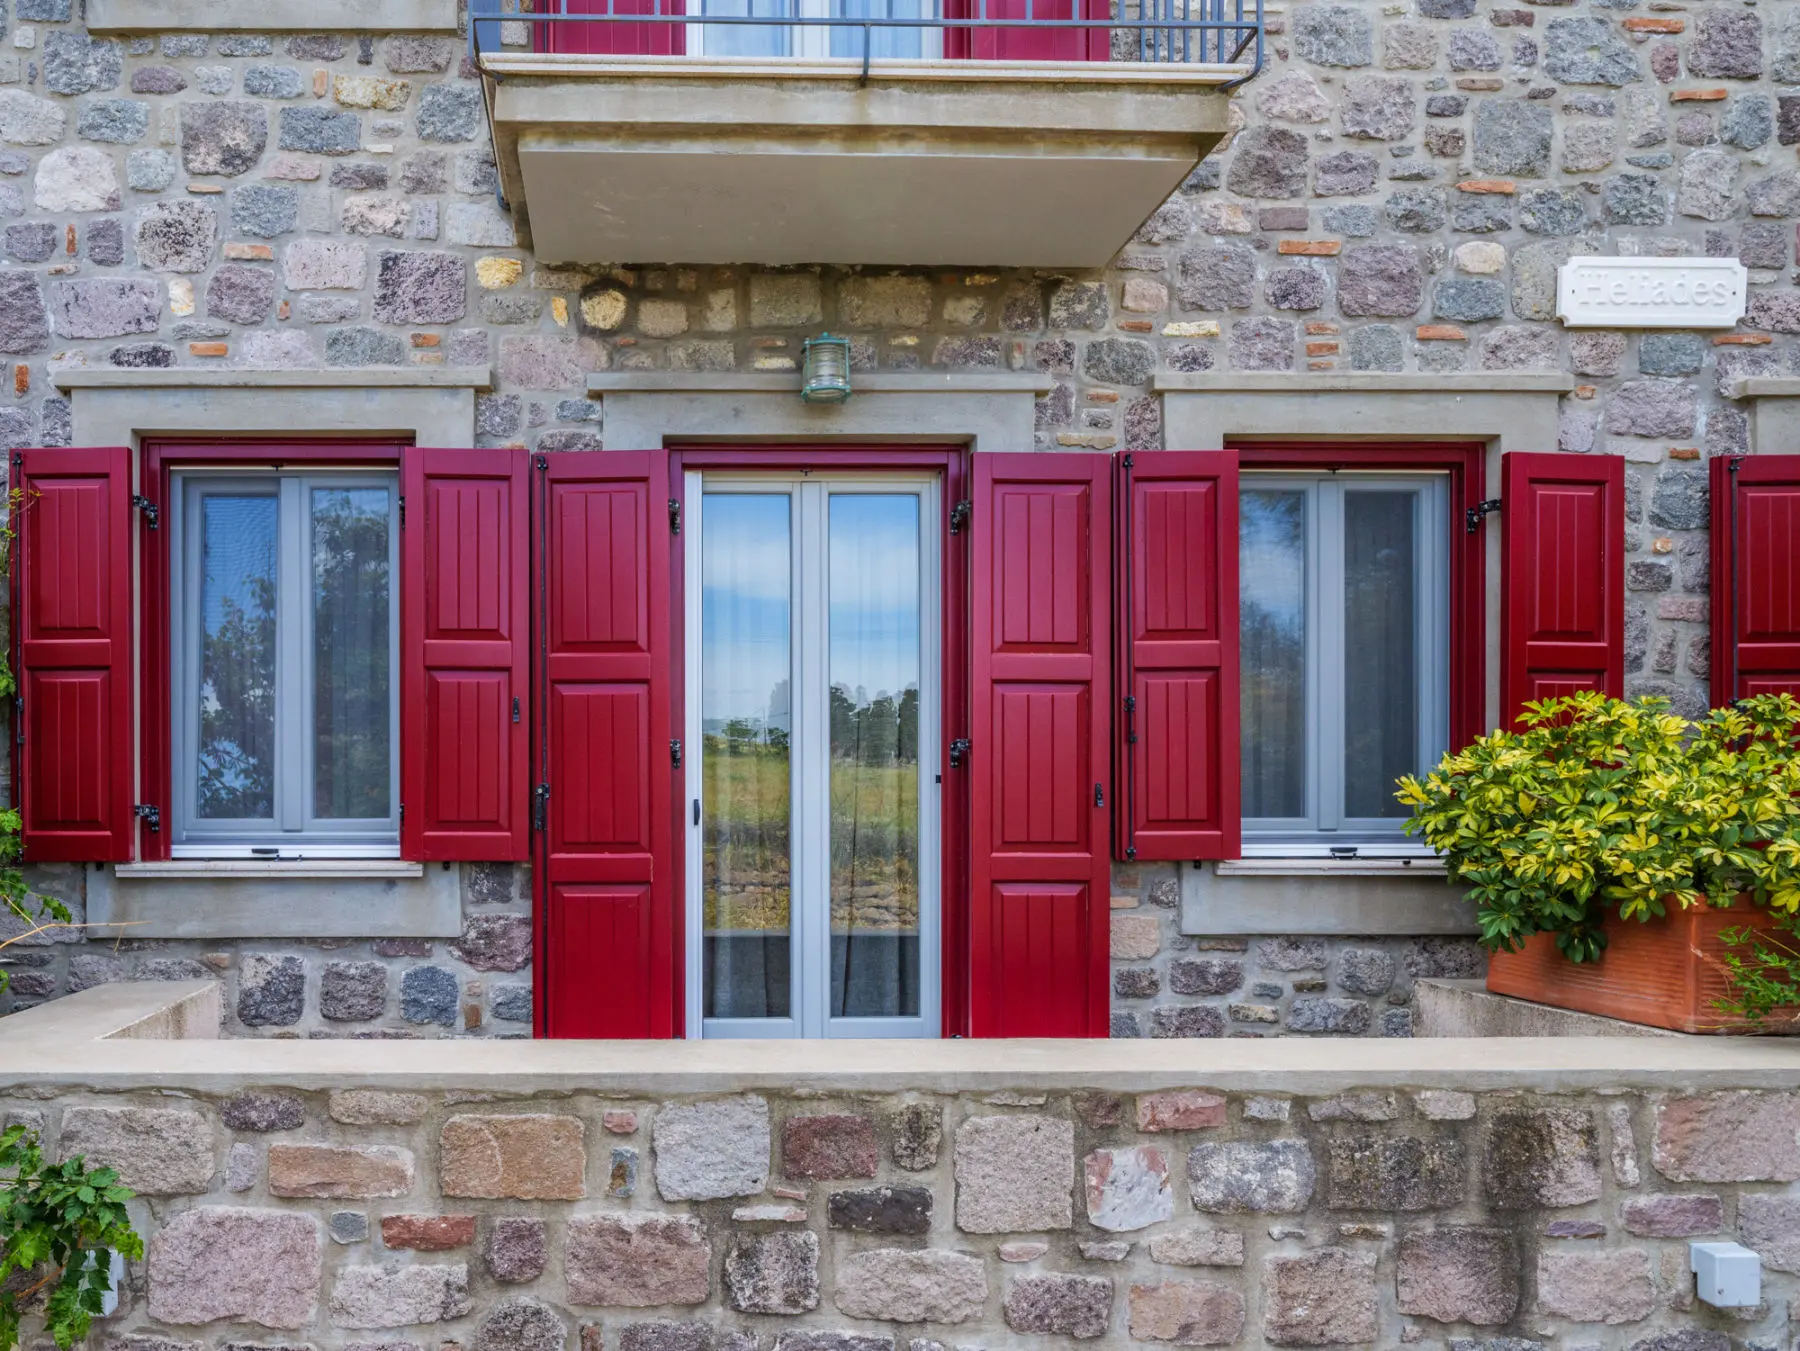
(1115, 451, 1240, 862)
(401, 449, 530, 861)
(14, 448, 134, 863)
(1500, 451, 1625, 724)
(969, 453, 1111, 1037)
(533, 452, 676, 1039)
(539, 0, 686, 57)
(1712, 454, 1800, 705)
(944, 0, 1109, 60)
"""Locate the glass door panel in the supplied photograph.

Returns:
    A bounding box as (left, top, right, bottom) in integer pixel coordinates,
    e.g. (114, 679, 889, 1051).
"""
(699, 492, 796, 1030)
(827, 494, 922, 1022)
(687, 475, 938, 1039)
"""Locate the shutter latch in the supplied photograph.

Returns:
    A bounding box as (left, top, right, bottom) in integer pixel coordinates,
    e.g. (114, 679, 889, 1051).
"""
(130, 495, 160, 530)
(1465, 499, 1502, 533)
(133, 803, 161, 833)
(948, 737, 970, 770)
(670, 738, 683, 770)
(1094, 782, 1105, 808)
(669, 499, 682, 536)
(949, 500, 971, 535)
(531, 784, 550, 832)
(512, 696, 521, 724)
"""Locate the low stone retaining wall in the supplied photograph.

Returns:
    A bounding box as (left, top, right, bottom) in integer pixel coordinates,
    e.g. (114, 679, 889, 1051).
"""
(2, 983, 1798, 1351)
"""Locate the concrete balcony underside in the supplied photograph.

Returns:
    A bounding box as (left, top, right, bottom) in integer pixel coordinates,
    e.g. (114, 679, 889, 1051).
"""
(481, 55, 1243, 266)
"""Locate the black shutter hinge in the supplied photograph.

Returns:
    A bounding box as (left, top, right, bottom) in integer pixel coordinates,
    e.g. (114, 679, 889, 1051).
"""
(948, 737, 970, 770)
(133, 803, 161, 833)
(532, 783, 550, 831)
(949, 500, 971, 535)
(535, 455, 549, 471)
(398, 495, 405, 528)
(670, 738, 682, 770)
(1465, 499, 1502, 533)
(1124, 693, 1138, 744)
(1728, 455, 1745, 475)
(1122, 454, 1134, 470)
(669, 499, 682, 535)
(131, 495, 159, 529)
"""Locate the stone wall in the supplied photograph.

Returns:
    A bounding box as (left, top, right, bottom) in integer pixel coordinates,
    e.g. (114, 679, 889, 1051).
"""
(8, 1074, 1798, 1350)
(0, 0, 1770, 1032)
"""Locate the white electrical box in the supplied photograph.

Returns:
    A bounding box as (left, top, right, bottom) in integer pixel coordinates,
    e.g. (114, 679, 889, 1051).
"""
(1691, 1241, 1761, 1308)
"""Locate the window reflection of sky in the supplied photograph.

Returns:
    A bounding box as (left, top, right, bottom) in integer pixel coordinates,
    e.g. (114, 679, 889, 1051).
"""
(702, 494, 793, 732)
(829, 494, 921, 705)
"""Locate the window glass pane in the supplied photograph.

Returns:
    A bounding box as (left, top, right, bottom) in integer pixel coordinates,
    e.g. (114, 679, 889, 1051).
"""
(828, 494, 921, 1020)
(702, 0, 791, 56)
(1240, 488, 1307, 818)
(830, 0, 927, 59)
(1343, 489, 1418, 819)
(702, 494, 793, 1020)
(197, 494, 278, 820)
(312, 486, 392, 821)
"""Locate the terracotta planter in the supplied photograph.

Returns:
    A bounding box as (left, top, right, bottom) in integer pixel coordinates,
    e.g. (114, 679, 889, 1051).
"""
(1486, 895, 1800, 1034)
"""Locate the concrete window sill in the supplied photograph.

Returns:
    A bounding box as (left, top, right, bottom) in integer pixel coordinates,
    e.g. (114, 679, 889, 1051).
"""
(90, 862, 460, 940)
(86, 0, 460, 31)
(117, 861, 424, 880)
(1215, 856, 1448, 878)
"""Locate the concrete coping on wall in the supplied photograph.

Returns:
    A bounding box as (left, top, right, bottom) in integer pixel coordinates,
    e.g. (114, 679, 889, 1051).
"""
(586, 372, 1054, 395)
(86, 0, 461, 31)
(1152, 373, 1577, 394)
(6, 981, 1800, 1094)
(52, 368, 494, 392)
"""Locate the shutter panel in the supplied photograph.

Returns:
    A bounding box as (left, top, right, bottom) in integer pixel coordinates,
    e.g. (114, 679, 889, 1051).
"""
(539, 0, 686, 57)
(1115, 451, 1240, 862)
(945, 0, 1109, 60)
(1712, 454, 1800, 705)
(969, 453, 1111, 1037)
(535, 452, 676, 1039)
(1500, 451, 1625, 724)
(15, 448, 134, 863)
(401, 449, 530, 861)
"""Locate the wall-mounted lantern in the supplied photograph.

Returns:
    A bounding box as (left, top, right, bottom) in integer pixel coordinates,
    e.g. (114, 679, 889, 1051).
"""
(800, 333, 852, 404)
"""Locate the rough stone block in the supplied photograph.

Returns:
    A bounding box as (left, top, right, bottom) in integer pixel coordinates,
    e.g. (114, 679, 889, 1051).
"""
(1003, 1273, 1113, 1339)
(1262, 1249, 1378, 1346)
(1620, 1193, 1723, 1237)
(62, 1106, 215, 1195)
(328, 1264, 471, 1329)
(833, 1249, 988, 1324)
(1137, 1090, 1227, 1132)
(1396, 1227, 1519, 1325)
(134, 200, 218, 274)
(1085, 1146, 1174, 1233)
(486, 1217, 549, 1283)
(1147, 1228, 1244, 1267)
(1534, 1249, 1656, 1323)
(827, 1185, 932, 1235)
(567, 1213, 711, 1307)
(473, 1298, 566, 1351)
(180, 102, 268, 177)
(1127, 1281, 1246, 1346)
(329, 1091, 427, 1126)
(220, 1093, 303, 1133)
(441, 1115, 586, 1200)
(782, 1114, 877, 1180)
(269, 1144, 414, 1199)
(954, 1115, 1075, 1233)
(1483, 1108, 1603, 1207)
(1653, 1093, 1800, 1181)
(1328, 1135, 1466, 1211)
(35, 146, 120, 211)
(1188, 1141, 1316, 1214)
(147, 1207, 321, 1328)
(724, 1231, 820, 1315)
(381, 1215, 476, 1251)
(654, 1096, 770, 1200)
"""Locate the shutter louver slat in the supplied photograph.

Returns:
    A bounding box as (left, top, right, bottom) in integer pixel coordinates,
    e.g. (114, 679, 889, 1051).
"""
(969, 453, 1110, 1038)
(15, 448, 134, 863)
(1115, 451, 1240, 862)
(1500, 451, 1626, 724)
(401, 448, 530, 861)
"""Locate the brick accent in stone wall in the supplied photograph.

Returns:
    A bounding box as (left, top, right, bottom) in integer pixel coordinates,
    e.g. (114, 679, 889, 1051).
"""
(6, 1083, 1796, 1348)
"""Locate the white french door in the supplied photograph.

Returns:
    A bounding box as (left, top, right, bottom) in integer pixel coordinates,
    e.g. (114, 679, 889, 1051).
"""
(688, 0, 944, 59)
(683, 473, 941, 1039)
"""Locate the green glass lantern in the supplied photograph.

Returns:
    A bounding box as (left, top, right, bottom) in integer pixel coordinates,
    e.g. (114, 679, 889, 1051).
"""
(800, 332, 853, 404)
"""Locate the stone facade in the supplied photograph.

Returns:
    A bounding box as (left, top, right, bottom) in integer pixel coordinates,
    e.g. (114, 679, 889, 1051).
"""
(8, 1079, 1798, 1349)
(0, 0, 1764, 1033)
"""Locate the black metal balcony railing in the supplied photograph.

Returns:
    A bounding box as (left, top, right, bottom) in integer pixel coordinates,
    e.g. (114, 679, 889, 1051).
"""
(468, 0, 1263, 76)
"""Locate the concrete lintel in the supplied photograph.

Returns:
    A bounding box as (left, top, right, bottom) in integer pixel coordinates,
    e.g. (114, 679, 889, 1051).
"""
(70, 383, 478, 451)
(88, 863, 463, 940)
(87, 0, 459, 29)
(1733, 378, 1800, 452)
(54, 367, 492, 391)
(587, 372, 1051, 395)
(11, 983, 1800, 1091)
(1153, 373, 1576, 394)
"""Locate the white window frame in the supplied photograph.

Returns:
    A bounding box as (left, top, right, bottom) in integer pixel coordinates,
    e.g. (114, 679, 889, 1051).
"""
(1240, 470, 1449, 857)
(688, 0, 944, 60)
(683, 471, 942, 1040)
(169, 469, 401, 859)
